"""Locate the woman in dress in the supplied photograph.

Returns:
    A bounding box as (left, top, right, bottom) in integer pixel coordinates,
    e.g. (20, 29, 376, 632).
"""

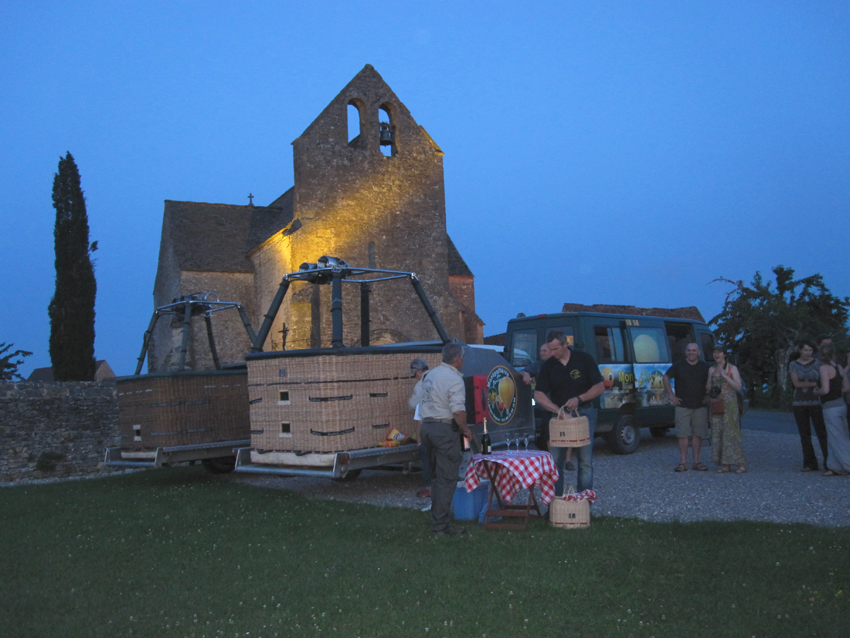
(814, 343, 850, 476)
(706, 344, 746, 473)
(789, 340, 829, 471)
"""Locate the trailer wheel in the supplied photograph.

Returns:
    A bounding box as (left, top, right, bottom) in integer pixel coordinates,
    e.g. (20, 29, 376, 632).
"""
(332, 469, 362, 482)
(606, 415, 640, 455)
(650, 427, 669, 438)
(201, 456, 236, 474)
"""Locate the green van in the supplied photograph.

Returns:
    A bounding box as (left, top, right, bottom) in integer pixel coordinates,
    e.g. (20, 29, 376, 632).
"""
(504, 311, 717, 454)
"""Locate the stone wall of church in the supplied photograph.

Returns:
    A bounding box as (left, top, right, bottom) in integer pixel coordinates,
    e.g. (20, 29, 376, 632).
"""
(182, 271, 255, 369)
(149, 232, 181, 372)
(449, 276, 484, 344)
(249, 233, 296, 351)
(149, 271, 255, 371)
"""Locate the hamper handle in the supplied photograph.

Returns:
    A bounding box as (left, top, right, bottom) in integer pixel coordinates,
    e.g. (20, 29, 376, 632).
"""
(556, 405, 581, 420)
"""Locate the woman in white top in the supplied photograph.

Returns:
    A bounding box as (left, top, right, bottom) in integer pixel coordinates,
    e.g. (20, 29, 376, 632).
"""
(814, 344, 850, 476)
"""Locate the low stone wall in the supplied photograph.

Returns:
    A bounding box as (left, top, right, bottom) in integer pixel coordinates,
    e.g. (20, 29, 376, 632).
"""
(0, 381, 121, 484)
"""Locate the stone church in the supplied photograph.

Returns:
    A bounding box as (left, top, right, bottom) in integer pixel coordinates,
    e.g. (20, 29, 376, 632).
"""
(149, 65, 482, 372)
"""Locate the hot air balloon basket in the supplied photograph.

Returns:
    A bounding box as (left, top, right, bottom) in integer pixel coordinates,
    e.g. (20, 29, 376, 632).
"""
(247, 350, 443, 453)
(549, 408, 590, 448)
(116, 370, 250, 449)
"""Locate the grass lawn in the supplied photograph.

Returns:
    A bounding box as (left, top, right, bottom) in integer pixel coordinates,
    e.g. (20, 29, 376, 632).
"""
(1, 467, 848, 638)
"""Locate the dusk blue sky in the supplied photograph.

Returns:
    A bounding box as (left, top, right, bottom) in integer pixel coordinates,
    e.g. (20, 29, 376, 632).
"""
(2, 1, 849, 377)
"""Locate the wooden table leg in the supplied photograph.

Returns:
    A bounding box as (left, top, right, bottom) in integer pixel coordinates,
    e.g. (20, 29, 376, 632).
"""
(481, 462, 544, 531)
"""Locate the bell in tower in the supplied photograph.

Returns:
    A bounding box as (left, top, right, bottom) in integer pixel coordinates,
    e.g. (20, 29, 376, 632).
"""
(379, 122, 394, 146)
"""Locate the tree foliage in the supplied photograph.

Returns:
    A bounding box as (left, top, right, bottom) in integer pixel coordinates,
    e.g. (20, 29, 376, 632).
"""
(48, 152, 97, 381)
(710, 266, 849, 407)
(0, 342, 33, 381)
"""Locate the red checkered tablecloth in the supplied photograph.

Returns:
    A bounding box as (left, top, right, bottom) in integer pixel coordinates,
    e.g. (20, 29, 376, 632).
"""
(464, 450, 558, 505)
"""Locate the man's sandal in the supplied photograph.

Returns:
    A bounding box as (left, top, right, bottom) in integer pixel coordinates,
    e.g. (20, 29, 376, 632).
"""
(675, 463, 688, 472)
(693, 463, 708, 471)
(716, 466, 731, 473)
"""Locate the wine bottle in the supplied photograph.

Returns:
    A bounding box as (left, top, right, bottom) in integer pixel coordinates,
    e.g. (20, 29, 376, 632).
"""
(481, 417, 492, 455)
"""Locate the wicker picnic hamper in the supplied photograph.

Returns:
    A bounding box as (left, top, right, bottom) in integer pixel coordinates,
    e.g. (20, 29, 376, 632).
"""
(549, 485, 591, 529)
(116, 369, 249, 450)
(247, 349, 442, 454)
(548, 408, 590, 447)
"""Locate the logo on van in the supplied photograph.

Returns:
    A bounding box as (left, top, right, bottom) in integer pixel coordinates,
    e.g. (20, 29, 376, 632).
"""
(487, 366, 516, 426)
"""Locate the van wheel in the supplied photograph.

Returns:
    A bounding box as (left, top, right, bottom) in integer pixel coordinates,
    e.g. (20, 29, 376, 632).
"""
(606, 415, 640, 455)
(650, 427, 668, 438)
(201, 456, 236, 474)
(332, 469, 362, 482)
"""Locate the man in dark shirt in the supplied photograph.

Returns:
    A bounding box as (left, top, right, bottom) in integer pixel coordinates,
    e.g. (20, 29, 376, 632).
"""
(534, 331, 605, 495)
(663, 343, 710, 472)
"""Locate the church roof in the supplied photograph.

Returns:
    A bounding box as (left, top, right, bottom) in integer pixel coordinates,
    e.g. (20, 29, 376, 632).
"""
(163, 200, 258, 273)
(162, 193, 295, 273)
(446, 235, 474, 278)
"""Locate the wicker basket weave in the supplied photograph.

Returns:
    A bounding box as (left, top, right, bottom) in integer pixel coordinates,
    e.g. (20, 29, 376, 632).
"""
(549, 485, 591, 529)
(116, 370, 249, 450)
(549, 408, 591, 448)
(247, 351, 442, 453)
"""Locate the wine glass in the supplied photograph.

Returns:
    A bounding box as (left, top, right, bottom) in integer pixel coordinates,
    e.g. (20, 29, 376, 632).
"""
(505, 436, 513, 451)
(523, 435, 529, 451)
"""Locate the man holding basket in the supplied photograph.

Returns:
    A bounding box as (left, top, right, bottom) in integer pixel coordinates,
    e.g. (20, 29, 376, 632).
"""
(534, 331, 605, 495)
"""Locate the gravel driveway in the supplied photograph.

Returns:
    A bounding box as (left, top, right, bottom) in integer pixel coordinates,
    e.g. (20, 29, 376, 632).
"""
(235, 424, 850, 528)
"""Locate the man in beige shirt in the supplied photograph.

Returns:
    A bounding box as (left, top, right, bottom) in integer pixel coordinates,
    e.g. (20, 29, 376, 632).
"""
(409, 342, 471, 535)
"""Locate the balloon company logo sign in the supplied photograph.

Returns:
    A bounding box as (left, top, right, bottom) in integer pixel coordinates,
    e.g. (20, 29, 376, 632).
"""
(487, 366, 517, 426)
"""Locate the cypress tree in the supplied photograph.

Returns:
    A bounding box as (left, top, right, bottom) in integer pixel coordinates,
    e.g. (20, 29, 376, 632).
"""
(48, 152, 97, 381)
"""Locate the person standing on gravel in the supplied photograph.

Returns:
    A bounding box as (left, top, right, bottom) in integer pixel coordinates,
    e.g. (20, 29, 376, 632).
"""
(814, 343, 850, 476)
(534, 331, 605, 495)
(410, 342, 472, 536)
(707, 344, 746, 474)
(789, 340, 829, 472)
(663, 343, 710, 472)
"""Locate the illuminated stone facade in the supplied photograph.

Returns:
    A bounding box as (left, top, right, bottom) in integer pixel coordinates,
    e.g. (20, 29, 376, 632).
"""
(149, 65, 481, 371)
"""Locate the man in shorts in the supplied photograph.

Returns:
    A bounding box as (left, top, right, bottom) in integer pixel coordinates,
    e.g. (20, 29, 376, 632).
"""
(663, 343, 710, 472)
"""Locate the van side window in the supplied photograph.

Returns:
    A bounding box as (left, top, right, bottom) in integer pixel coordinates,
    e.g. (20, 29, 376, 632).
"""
(665, 322, 693, 362)
(594, 326, 628, 363)
(631, 327, 670, 363)
(545, 326, 575, 346)
(700, 333, 715, 362)
(509, 329, 537, 367)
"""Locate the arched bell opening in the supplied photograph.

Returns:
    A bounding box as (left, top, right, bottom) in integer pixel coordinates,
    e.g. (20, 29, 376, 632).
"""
(347, 100, 365, 148)
(378, 104, 396, 157)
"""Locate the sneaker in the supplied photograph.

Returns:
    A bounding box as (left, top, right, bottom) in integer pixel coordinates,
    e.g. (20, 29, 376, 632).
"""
(434, 525, 467, 536)
(416, 488, 431, 498)
(565, 461, 576, 471)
